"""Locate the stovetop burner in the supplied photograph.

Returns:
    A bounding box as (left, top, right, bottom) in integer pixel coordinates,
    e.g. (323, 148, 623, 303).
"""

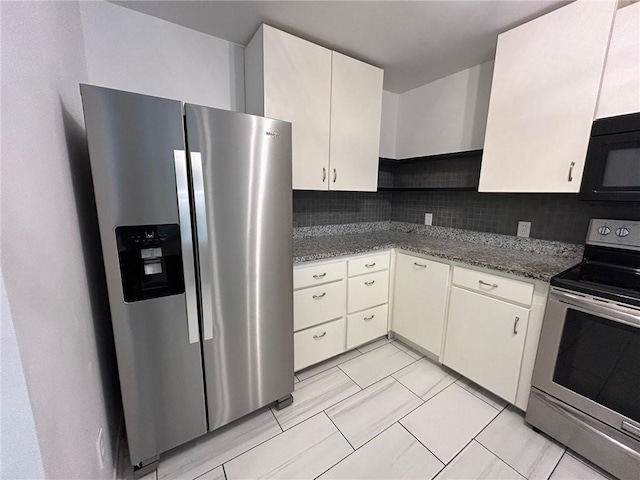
(551, 219, 640, 308)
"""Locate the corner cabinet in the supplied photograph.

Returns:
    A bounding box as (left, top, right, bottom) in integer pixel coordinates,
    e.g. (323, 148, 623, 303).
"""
(479, 0, 617, 193)
(391, 253, 450, 358)
(245, 25, 383, 192)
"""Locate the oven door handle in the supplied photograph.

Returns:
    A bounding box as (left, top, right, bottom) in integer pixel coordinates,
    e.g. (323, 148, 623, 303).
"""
(550, 289, 640, 329)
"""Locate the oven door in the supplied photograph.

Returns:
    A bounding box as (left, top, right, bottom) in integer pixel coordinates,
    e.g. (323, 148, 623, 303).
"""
(532, 288, 640, 442)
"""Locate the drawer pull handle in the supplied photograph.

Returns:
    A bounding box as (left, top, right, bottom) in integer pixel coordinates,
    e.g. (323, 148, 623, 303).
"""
(513, 316, 520, 335)
(313, 332, 327, 339)
(313, 273, 327, 279)
(365, 262, 376, 268)
(312, 292, 326, 299)
(364, 315, 375, 321)
(479, 280, 498, 288)
(365, 280, 375, 286)
(322, 167, 326, 183)
(414, 262, 427, 268)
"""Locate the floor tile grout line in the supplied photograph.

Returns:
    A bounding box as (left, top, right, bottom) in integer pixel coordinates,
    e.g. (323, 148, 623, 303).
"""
(324, 411, 356, 451)
(454, 378, 509, 412)
(218, 411, 332, 477)
(296, 351, 363, 382)
(276, 370, 363, 432)
(268, 406, 285, 432)
(472, 409, 566, 480)
(472, 440, 526, 479)
(396, 421, 447, 476)
(338, 349, 423, 390)
(220, 464, 228, 480)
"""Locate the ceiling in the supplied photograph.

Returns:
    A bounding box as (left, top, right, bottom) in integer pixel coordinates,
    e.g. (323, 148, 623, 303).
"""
(112, 0, 570, 93)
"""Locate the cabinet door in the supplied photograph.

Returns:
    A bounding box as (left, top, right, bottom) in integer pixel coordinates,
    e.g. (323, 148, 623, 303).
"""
(329, 52, 383, 192)
(391, 254, 450, 357)
(443, 287, 529, 403)
(596, 3, 640, 119)
(479, 0, 616, 193)
(262, 26, 332, 190)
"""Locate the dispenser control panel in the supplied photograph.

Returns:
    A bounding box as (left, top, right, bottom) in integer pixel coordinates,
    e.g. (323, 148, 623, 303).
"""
(115, 224, 185, 302)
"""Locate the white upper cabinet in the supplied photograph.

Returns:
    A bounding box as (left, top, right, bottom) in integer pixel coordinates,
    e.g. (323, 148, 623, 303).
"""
(596, 3, 640, 119)
(479, 0, 617, 193)
(245, 25, 332, 190)
(329, 52, 383, 191)
(245, 25, 383, 191)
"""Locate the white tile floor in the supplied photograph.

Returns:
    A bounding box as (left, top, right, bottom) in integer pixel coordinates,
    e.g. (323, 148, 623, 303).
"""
(126, 339, 616, 480)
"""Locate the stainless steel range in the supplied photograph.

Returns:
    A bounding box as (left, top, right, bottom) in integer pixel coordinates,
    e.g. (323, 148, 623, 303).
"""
(527, 219, 640, 479)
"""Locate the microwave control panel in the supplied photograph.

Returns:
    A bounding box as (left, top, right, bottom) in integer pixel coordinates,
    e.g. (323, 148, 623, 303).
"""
(115, 224, 185, 302)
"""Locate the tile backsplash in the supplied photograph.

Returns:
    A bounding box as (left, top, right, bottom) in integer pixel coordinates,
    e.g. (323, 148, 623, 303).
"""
(293, 189, 639, 244)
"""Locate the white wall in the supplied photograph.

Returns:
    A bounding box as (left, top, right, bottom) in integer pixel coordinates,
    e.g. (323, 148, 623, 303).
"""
(80, 1, 245, 111)
(1, 2, 119, 478)
(379, 90, 399, 158)
(1, 271, 45, 480)
(395, 61, 494, 159)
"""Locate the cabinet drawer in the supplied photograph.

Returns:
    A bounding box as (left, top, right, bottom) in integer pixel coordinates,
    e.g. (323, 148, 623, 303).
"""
(294, 261, 346, 290)
(452, 267, 533, 306)
(294, 318, 346, 371)
(294, 280, 346, 331)
(348, 252, 390, 277)
(347, 304, 388, 349)
(347, 270, 389, 313)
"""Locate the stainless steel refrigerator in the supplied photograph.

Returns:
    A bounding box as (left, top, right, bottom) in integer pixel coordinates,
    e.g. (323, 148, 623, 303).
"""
(80, 85, 294, 475)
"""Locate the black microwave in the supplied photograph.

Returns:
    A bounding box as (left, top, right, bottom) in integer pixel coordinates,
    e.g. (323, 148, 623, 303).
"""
(580, 112, 640, 201)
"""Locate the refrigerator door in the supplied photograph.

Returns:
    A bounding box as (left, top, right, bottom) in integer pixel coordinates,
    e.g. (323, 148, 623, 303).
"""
(80, 86, 207, 465)
(185, 105, 294, 430)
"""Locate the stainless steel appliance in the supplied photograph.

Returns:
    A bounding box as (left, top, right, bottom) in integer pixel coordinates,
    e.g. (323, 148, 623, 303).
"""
(80, 85, 294, 476)
(580, 112, 640, 202)
(527, 219, 640, 479)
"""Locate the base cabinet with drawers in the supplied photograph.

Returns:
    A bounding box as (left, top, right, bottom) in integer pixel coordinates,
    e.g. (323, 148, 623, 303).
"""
(293, 252, 391, 372)
(391, 253, 450, 358)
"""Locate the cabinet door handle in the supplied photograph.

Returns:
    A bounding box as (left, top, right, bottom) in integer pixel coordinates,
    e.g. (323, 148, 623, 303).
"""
(312, 292, 326, 299)
(313, 332, 327, 339)
(364, 280, 375, 286)
(513, 316, 520, 335)
(479, 280, 498, 288)
(333, 168, 337, 183)
(322, 167, 326, 183)
(364, 315, 375, 321)
(414, 262, 427, 268)
(365, 262, 376, 268)
(313, 273, 327, 279)
(568, 161, 575, 182)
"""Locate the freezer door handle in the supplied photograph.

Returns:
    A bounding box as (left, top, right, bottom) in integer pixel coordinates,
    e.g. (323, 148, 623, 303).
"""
(174, 150, 200, 344)
(191, 152, 214, 341)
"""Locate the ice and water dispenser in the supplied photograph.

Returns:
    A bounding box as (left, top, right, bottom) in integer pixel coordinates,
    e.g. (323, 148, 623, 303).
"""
(115, 224, 185, 302)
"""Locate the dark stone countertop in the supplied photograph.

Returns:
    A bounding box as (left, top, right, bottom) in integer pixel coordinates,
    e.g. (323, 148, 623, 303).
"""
(293, 230, 581, 282)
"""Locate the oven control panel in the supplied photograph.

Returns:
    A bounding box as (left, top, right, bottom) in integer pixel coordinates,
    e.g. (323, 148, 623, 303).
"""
(587, 219, 640, 250)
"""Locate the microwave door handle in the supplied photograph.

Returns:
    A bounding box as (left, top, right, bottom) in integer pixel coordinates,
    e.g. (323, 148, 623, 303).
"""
(173, 150, 200, 344)
(190, 151, 214, 341)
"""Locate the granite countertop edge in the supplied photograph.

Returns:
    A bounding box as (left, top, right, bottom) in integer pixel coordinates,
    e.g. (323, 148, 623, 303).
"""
(293, 226, 583, 282)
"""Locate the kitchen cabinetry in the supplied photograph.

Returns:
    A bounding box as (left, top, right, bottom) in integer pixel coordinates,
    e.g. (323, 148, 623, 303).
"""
(391, 253, 450, 358)
(479, 0, 617, 193)
(443, 287, 530, 403)
(596, 3, 640, 119)
(442, 266, 535, 404)
(293, 252, 390, 371)
(245, 25, 383, 192)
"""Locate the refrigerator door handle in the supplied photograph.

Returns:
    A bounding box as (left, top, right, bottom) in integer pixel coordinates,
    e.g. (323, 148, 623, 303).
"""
(190, 151, 214, 341)
(173, 149, 200, 344)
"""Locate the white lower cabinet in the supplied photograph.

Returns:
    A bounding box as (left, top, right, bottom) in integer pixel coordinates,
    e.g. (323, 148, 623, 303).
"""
(294, 318, 347, 371)
(443, 286, 530, 403)
(391, 253, 450, 357)
(347, 304, 388, 350)
(347, 270, 389, 313)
